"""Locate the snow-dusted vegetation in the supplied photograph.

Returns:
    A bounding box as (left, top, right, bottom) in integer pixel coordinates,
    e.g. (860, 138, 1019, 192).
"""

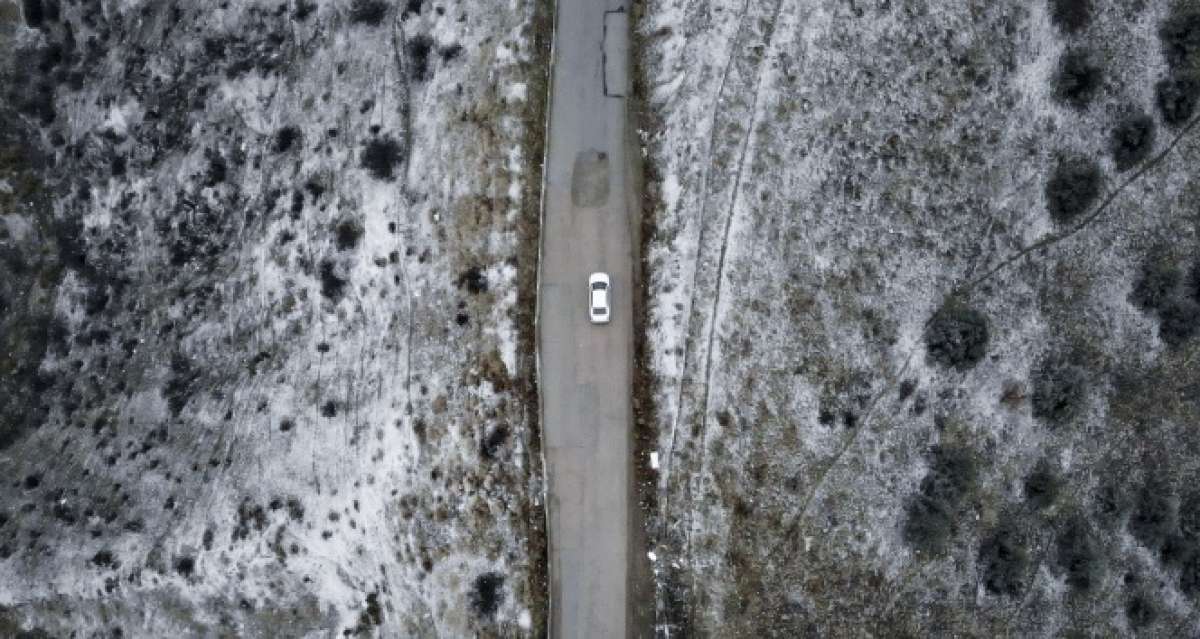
(635, 0, 1200, 634)
(0, 0, 549, 635)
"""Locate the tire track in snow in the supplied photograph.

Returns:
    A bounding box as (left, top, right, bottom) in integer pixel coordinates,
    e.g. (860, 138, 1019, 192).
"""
(688, 0, 796, 617)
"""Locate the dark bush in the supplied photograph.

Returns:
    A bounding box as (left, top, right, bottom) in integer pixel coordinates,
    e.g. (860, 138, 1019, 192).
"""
(1057, 515, 1103, 592)
(349, 0, 388, 25)
(1159, 7, 1200, 71)
(1053, 49, 1102, 110)
(1158, 298, 1200, 347)
(1126, 591, 1157, 629)
(922, 445, 977, 505)
(1190, 260, 1200, 303)
(365, 592, 382, 625)
(287, 497, 305, 521)
(173, 555, 195, 577)
(440, 44, 464, 62)
(361, 136, 403, 181)
(232, 499, 267, 541)
(905, 492, 956, 556)
(457, 266, 488, 295)
(274, 126, 301, 153)
(480, 425, 509, 460)
(1109, 113, 1156, 171)
(1095, 478, 1130, 522)
(352, 591, 383, 633)
(1161, 533, 1198, 567)
(408, 35, 435, 82)
(1024, 460, 1062, 510)
(321, 400, 337, 418)
(903, 444, 977, 555)
(923, 299, 989, 370)
(1049, 0, 1093, 34)
(1031, 355, 1087, 426)
(36, 43, 64, 74)
(1129, 480, 1174, 551)
(1156, 74, 1199, 126)
(1181, 491, 1200, 537)
(91, 549, 116, 569)
(83, 284, 109, 316)
(979, 522, 1029, 597)
(13, 81, 56, 125)
(469, 572, 505, 618)
(293, 1, 316, 20)
(1130, 259, 1180, 313)
(1183, 554, 1200, 597)
(163, 353, 200, 416)
(21, 0, 45, 28)
(204, 151, 227, 186)
(334, 219, 363, 251)
(319, 259, 348, 300)
(1045, 155, 1103, 224)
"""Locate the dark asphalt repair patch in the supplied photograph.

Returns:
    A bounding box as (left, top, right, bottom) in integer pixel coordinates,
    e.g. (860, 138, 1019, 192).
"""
(570, 149, 609, 208)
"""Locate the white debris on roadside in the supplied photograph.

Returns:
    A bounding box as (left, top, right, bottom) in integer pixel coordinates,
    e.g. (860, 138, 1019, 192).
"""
(650, 451, 660, 469)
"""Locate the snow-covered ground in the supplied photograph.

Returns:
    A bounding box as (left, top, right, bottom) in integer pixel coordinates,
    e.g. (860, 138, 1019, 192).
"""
(0, 0, 548, 636)
(636, 0, 1200, 635)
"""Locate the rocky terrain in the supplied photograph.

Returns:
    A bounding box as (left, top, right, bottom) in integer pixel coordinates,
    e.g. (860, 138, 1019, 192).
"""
(0, 0, 549, 636)
(635, 0, 1200, 635)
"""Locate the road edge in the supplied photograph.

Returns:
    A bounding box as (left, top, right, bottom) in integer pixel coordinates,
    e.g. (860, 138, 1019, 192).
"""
(520, 0, 557, 634)
(627, 2, 661, 637)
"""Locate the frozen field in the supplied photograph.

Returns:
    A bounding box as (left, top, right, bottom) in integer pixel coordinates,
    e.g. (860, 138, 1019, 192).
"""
(0, 0, 549, 636)
(635, 0, 1200, 635)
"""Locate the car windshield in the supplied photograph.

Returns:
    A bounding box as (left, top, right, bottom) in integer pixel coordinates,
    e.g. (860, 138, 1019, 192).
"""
(591, 282, 606, 291)
(593, 307, 605, 314)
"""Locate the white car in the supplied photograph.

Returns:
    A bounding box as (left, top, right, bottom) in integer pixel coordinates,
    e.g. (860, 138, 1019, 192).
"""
(588, 272, 611, 324)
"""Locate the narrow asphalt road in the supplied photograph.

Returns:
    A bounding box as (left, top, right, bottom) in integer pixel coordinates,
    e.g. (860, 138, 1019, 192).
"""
(538, 0, 646, 636)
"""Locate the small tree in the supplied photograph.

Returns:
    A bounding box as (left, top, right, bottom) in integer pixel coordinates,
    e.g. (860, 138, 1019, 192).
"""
(1024, 459, 1063, 510)
(1053, 49, 1102, 110)
(361, 136, 404, 181)
(1181, 491, 1200, 537)
(904, 445, 978, 555)
(1126, 590, 1158, 630)
(1159, 6, 1200, 71)
(469, 572, 505, 618)
(1129, 479, 1175, 551)
(1109, 113, 1156, 171)
(924, 299, 989, 370)
(349, 0, 388, 25)
(274, 126, 301, 153)
(1031, 355, 1087, 427)
(1057, 514, 1103, 593)
(979, 522, 1029, 597)
(1045, 155, 1103, 224)
(1130, 258, 1180, 313)
(1158, 298, 1200, 347)
(1048, 0, 1093, 35)
(1156, 74, 1199, 126)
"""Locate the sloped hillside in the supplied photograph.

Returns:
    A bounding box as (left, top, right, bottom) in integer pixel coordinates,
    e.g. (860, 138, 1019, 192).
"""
(0, 0, 549, 636)
(635, 0, 1200, 635)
